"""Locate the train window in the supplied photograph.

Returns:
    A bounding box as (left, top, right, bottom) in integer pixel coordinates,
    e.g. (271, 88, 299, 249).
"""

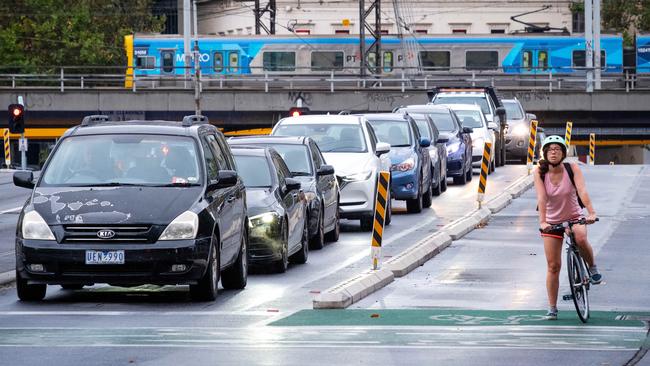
(161, 51, 174, 73)
(263, 52, 296, 71)
(572, 50, 606, 68)
(538, 51, 549, 71)
(311, 51, 344, 71)
(229, 52, 239, 72)
(136, 56, 155, 70)
(420, 51, 450, 71)
(368, 52, 377, 70)
(522, 51, 532, 71)
(466, 51, 499, 70)
(214, 52, 223, 72)
(383, 52, 393, 72)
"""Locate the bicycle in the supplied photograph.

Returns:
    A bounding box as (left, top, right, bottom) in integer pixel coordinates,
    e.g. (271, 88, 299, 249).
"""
(545, 217, 599, 323)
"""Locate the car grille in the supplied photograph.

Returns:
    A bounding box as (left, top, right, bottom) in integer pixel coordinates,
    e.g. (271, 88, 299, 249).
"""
(62, 225, 155, 244)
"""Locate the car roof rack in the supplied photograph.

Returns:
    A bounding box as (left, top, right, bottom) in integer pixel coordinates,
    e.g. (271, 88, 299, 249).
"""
(427, 86, 504, 107)
(182, 114, 209, 127)
(80, 115, 110, 126)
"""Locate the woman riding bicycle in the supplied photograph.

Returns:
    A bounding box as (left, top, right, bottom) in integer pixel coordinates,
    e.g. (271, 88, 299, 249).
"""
(533, 135, 602, 320)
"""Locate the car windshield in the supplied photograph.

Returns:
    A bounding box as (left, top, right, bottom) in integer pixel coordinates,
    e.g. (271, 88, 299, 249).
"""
(266, 144, 312, 176)
(233, 155, 272, 188)
(41, 134, 201, 186)
(367, 120, 412, 147)
(274, 123, 367, 153)
(452, 110, 484, 128)
(409, 115, 431, 140)
(433, 95, 490, 115)
(421, 111, 456, 132)
(503, 101, 524, 119)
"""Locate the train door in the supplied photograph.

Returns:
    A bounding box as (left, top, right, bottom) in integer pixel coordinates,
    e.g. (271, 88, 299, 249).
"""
(160, 50, 175, 75)
(521, 49, 550, 74)
(227, 51, 240, 74)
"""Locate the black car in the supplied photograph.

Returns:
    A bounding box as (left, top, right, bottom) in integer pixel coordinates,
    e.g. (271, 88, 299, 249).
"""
(230, 146, 309, 273)
(229, 136, 340, 249)
(13, 115, 248, 302)
(408, 113, 449, 195)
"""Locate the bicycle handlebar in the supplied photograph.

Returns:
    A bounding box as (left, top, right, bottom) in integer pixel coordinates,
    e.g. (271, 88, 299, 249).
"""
(541, 218, 599, 233)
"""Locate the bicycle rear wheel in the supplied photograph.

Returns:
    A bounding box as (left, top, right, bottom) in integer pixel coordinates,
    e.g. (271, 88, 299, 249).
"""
(567, 249, 589, 323)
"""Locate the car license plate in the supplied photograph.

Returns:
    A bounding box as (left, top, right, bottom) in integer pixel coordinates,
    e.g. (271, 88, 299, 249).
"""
(85, 250, 125, 265)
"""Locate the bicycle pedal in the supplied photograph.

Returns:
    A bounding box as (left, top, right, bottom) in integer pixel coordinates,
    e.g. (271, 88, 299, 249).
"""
(562, 294, 573, 301)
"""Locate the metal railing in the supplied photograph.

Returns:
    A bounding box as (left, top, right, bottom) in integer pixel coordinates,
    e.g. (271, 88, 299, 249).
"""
(1, 65, 649, 93)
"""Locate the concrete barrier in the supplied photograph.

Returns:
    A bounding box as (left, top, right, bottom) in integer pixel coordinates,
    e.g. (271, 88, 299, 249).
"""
(313, 268, 394, 309)
(384, 232, 452, 277)
(485, 192, 513, 213)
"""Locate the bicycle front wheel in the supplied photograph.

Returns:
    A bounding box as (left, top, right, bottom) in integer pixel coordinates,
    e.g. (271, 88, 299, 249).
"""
(567, 249, 589, 323)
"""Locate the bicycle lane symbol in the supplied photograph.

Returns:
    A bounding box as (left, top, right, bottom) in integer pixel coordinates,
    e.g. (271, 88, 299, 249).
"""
(429, 314, 548, 325)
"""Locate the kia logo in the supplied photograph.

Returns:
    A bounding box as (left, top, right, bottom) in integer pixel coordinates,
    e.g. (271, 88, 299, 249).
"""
(97, 230, 116, 239)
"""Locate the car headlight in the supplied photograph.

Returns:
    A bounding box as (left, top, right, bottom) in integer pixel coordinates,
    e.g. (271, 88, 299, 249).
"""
(512, 124, 529, 137)
(343, 170, 373, 182)
(22, 210, 55, 240)
(250, 212, 280, 227)
(446, 142, 461, 154)
(159, 211, 199, 240)
(391, 157, 415, 172)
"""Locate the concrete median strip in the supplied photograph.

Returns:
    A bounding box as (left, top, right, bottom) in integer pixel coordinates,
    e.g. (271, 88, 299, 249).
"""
(313, 171, 534, 309)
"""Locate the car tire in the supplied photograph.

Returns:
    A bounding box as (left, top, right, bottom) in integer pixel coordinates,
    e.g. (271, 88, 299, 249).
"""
(432, 168, 442, 196)
(272, 221, 289, 273)
(466, 165, 473, 182)
(360, 215, 373, 232)
(422, 179, 432, 208)
(190, 239, 220, 301)
(385, 192, 392, 226)
(441, 172, 448, 192)
(60, 284, 84, 290)
(290, 216, 309, 264)
(406, 189, 423, 213)
(453, 169, 467, 185)
(16, 270, 46, 301)
(325, 201, 340, 242)
(221, 225, 248, 290)
(309, 209, 325, 250)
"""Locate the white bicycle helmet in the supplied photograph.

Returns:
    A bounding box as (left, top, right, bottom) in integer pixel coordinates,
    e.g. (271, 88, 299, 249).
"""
(541, 135, 567, 151)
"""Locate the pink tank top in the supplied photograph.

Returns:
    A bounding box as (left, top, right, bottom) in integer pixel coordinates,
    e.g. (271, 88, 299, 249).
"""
(544, 166, 583, 224)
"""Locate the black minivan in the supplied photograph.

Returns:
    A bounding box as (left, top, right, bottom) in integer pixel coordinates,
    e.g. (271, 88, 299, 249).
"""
(13, 115, 248, 302)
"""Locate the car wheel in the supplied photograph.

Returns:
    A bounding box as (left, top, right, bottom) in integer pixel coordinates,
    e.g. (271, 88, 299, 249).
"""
(221, 224, 248, 290)
(422, 177, 432, 208)
(16, 270, 46, 301)
(309, 208, 325, 250)
(272, 221, 289, 273)
(360, 215, 373, 232)
(385, 191, 392, 226)
(406, 189, 423, 213)
(190, 238, 220, 301)
(432, 168, 442, 196)
(290, 215, 309, 264)
(60, 284, 84, 290)
(466, 164, 473, 181)
(325, 201, 340, 242)
(441, 172, 448, 192)
(453, 168, 468, 185)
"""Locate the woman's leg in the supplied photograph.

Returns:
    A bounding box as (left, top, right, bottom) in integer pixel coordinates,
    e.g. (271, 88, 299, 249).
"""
(572, 224, 595, 268)
(543, 235, 564, 308)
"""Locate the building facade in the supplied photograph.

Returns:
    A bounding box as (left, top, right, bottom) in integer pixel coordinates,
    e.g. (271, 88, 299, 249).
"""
(191, 0, 574, 36)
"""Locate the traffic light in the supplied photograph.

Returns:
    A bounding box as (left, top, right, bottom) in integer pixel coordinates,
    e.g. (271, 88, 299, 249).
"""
(8, 104, 25, 133)
(288, 107, 309, 117)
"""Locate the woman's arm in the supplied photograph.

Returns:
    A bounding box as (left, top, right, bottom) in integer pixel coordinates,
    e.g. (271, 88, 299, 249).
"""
(570, 162, 597, 221)
(533, 166, 549, 229)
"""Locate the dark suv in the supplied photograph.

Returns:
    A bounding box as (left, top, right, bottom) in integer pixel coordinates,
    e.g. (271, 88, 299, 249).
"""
(13, 115, 248, 302)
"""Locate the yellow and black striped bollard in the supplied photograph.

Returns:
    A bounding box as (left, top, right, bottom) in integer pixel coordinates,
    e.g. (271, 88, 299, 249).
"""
(527, 120, 538, 174)
(477, 142, 492, 208)
(589, 133, 596, 165)
(3, 129, 10, 168)
(565, 121, 573, 147)
(371, 171, 390, 270)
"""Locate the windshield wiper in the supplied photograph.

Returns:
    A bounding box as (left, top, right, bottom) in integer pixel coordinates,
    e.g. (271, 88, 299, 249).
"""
(391, 144, 411, 147)
(290, 172, 312, 176)
(70, 182, 143, 187)
(153, 183, 201, 187)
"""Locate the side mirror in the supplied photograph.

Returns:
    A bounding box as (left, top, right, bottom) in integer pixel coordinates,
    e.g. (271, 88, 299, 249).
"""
(285, 177, 301, 191)
(375, 142, 391, 157)
(13, 171, 34, 189)
(488, 122, 498, 130)
(462, 127, 474, 134)
(317, 165, 335, 176)
(436, 137, 449, 144)
(526, 113, 537, 121)
(419, 138, 431, 148)
(208, 170, 238, 192)
(496, 107, 506, 119)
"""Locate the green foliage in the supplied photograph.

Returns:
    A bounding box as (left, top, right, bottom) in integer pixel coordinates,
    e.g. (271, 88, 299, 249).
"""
(0, 0, 165, 72)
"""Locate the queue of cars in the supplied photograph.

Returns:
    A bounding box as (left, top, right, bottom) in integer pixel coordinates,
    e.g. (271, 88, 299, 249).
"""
(11, 87, 537, 302)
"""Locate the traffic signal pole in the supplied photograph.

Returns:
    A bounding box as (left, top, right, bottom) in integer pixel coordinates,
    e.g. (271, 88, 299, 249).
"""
(18, 96, 25, 170)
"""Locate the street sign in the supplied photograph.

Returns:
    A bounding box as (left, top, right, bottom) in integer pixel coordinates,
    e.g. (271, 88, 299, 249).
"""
(18, 137, 28, 152)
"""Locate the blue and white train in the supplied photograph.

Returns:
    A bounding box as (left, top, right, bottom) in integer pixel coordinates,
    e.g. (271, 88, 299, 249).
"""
(125, 33, 650, 85)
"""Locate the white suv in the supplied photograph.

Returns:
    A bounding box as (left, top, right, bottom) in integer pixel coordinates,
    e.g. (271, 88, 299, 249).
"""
(443, 104, 497, 173)
(271, 115, 391, 231)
